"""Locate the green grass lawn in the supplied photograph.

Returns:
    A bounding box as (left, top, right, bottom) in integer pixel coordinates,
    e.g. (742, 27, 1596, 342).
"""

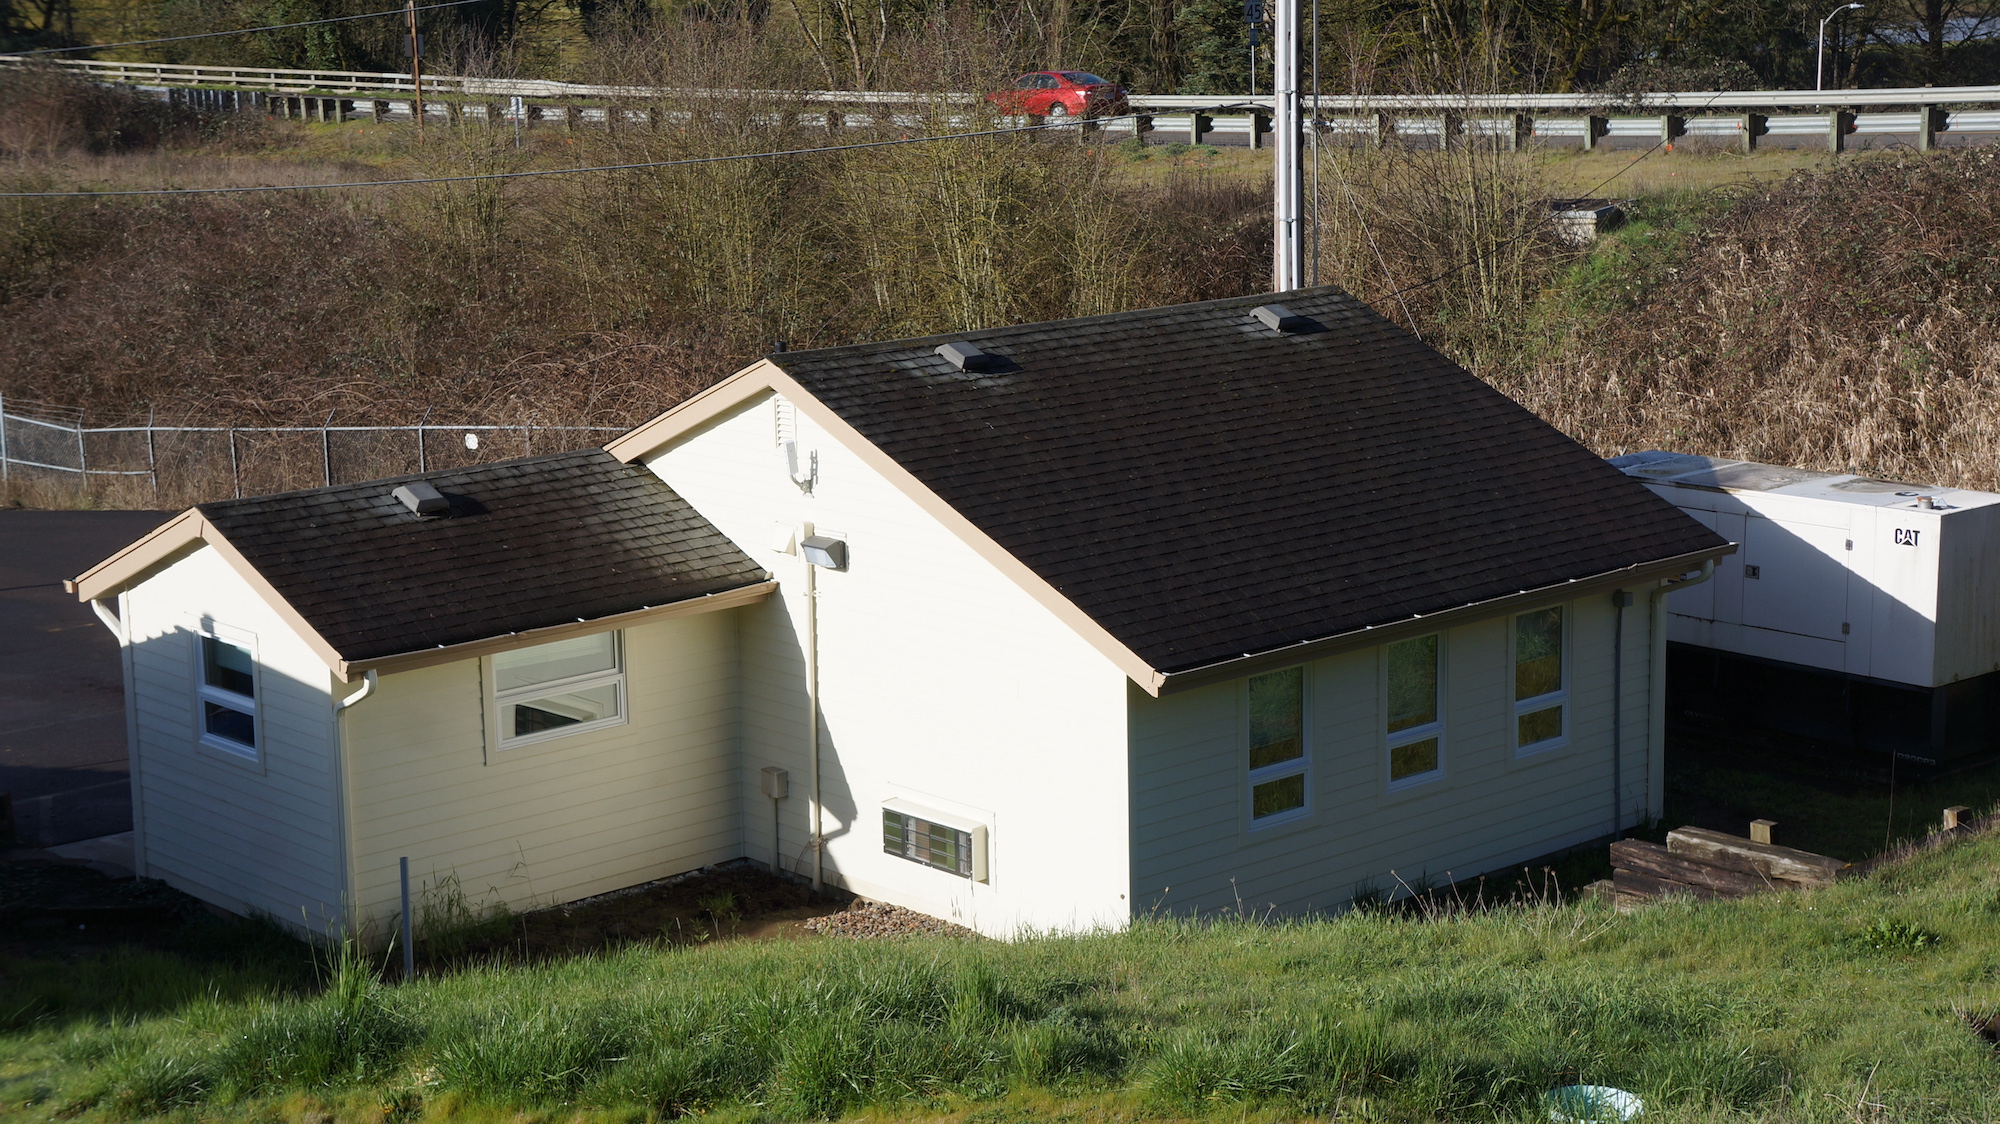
(7, 828, 2000, 1124)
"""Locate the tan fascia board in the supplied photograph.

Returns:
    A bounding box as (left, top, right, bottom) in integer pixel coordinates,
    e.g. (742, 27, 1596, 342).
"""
(66, 507, 202, 600)
(340, 579, 778, 681)
(66, 507, 352, 677)
(1153, 542, 1740, 696)
(605, 358, 784, 464)
(605, 360, 1172, 695)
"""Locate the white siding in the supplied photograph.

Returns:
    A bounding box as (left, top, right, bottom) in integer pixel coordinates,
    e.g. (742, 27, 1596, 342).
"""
(341, 610, 741, 930)
(647, 394, 1132, 938)
(1129, 592, 1653, 915)
(121, 546, 343, 934)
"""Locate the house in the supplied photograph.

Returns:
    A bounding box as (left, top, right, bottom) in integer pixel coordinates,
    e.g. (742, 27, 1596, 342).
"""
(70, 288, 1732, 939)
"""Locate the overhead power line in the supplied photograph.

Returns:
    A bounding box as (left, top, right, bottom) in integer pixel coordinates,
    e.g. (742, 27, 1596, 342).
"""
(9, 0, 487, 57)
(0, 106, 1260, 198)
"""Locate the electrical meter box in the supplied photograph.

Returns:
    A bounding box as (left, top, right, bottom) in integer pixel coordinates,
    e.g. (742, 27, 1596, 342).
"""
(1611, 451, 2000, 765)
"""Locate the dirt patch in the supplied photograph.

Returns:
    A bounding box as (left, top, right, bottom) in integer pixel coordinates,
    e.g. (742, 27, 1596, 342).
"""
(416, 862, 854, 969)
(803, 900, 979, 939)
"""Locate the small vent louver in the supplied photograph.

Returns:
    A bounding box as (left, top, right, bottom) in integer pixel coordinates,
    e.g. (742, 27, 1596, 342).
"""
(936, 341, 999, 372)
(392, 481, 449, 516)
(1251, 304, 1315, 333)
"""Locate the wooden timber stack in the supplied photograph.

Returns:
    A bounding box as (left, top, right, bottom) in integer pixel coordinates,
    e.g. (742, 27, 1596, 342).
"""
(1606, 825, 1849, 908)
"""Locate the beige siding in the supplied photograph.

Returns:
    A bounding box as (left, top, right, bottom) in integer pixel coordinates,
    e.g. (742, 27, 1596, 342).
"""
(1130, 592, 1654, 915)
(342, 609, 741, 929)
(121, 546, 343, 933)
(647, 394, 1132, 938)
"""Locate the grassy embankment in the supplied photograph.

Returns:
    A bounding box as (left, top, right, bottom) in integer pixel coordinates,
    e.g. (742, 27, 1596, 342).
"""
(7, 825, 2000, 1124)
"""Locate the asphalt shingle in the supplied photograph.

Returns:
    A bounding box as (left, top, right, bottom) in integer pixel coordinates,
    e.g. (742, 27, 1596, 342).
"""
(198, 448, 767, 664)
(772, 287, 1727, 675)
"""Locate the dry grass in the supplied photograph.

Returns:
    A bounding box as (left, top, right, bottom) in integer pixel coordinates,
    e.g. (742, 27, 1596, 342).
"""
(1500, 147, 2000, 491)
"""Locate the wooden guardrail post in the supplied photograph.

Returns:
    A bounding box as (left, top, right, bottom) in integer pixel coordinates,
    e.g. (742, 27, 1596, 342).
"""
(1507, 113, 1534, 151)
(1581, 114, 1610, 151)
(1660, 114, 1686, 148)
(1738, 112, 1769, 153)
(1828, 109, 1856, 153)
(1441, 110, 1464, 149)
(1373, 111, 1394, 148)
(1189, 112, 1212, 144)
(1919, 106, 1949, 152)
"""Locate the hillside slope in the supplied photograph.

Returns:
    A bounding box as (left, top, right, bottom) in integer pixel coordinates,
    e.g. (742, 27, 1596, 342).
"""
(1505, 148, 2000, 491)
(6, 823, 2000, 1123)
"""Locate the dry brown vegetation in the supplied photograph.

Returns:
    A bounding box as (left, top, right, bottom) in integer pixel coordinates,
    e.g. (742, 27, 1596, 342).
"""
(0, 50, 1267, 439)
(8, 35, 2000, 503)
(1492, 148, 2000, 491)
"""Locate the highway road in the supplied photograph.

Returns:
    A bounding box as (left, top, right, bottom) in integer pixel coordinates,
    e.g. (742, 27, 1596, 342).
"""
(0, 510, 168, 846)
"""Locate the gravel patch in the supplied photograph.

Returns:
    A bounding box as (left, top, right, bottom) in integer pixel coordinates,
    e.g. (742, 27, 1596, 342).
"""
(803, 900, 978, 939)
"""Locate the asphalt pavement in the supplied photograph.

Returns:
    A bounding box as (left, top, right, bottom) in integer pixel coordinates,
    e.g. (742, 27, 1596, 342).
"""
(1, 510, 171, 845)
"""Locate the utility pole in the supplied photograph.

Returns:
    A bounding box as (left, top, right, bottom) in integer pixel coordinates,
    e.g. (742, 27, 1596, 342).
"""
(406, 0, 425, 141)
(1245, 0, 1262, 98)
(1270, 0, 1303, 290)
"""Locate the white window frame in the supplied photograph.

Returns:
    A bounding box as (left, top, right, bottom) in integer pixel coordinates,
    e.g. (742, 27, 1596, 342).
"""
(1511, 604, 1570, 756)
(486, 631, 627, 751)
(1384, 633, 1445, 791)
(192, 625, 260, 763)
(1246, 665, 1311, 829)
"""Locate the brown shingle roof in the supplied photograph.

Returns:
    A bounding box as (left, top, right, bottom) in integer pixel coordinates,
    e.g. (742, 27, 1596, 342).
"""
(772, 287, 1728, 675)
(197, 448, 766, 663)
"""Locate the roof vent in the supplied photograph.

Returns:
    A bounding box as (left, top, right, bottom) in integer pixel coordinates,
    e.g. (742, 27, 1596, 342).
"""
(392, 481, 449, 517)
(1251, 304, 1314, 333)
(936, 341, 999, 372)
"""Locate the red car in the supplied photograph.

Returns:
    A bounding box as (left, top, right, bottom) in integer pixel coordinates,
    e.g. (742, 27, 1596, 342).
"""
(986, 71, 1130, 120)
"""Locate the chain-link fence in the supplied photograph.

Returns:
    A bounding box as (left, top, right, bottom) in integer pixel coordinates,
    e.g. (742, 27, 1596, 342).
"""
(0, 396, 627, 509)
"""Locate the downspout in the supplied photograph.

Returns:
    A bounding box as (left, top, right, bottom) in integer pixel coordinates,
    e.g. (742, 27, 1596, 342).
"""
(1610, 589, 1631, 840)
(91, 596, 147, 877)
(331, 670, 376, 938)
(804, 533, 822, 894)
(1646, 561, 1716, 823)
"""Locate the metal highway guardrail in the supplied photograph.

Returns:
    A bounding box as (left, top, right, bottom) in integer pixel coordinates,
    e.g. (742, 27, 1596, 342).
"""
(6, 54, 1999, 152)
(9, 54, 2000, 112)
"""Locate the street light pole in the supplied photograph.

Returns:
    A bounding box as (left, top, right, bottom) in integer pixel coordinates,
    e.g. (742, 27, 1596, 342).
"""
(1817, 3, 1863, 93)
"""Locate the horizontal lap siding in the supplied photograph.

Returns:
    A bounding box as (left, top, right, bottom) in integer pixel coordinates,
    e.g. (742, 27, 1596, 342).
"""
(123, 547, 342, 932)
(1130, 594, 1653, 916)
(344, 610, 741, 928)
(648, 395, 1132, 938)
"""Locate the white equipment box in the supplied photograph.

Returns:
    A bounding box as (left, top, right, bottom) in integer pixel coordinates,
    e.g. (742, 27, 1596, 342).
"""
(1611, 451, 2000, 690)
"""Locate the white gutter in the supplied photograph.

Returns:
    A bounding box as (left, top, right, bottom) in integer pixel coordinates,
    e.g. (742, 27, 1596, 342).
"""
(1646, 559, 1718, 820)
(331, 668, 375, 941)
(804, 524, 823, 893)
(334, 669, 377, 711)
(89, 597, 123, 637)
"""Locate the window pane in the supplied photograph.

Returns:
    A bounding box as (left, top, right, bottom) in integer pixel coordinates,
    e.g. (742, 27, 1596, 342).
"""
(1515, 608, 1563, 701)
(1386, 635, 1438, 733)
(1249, 667, 1304, 769)
(1519, 705, 1563, 747)
(494, 633, 617, 693)
(202, 636, 254, 697)
(1390, 737, 1439, 781)
(1252, 773, 1306, 819)
(506, 682, 619, 737)
(883, 810, 906, 854)
(204, 700, 255, 747)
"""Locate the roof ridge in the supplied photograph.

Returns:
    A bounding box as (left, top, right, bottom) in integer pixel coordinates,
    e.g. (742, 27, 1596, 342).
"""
(765, 285, 1363, 365)
(194, 446, 613, 515)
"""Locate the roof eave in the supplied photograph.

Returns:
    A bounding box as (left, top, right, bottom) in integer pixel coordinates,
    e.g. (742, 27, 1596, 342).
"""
(1152, 542, 1739, 696)
(68, 508, 352, 676)
(337, 578, 778, 682)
